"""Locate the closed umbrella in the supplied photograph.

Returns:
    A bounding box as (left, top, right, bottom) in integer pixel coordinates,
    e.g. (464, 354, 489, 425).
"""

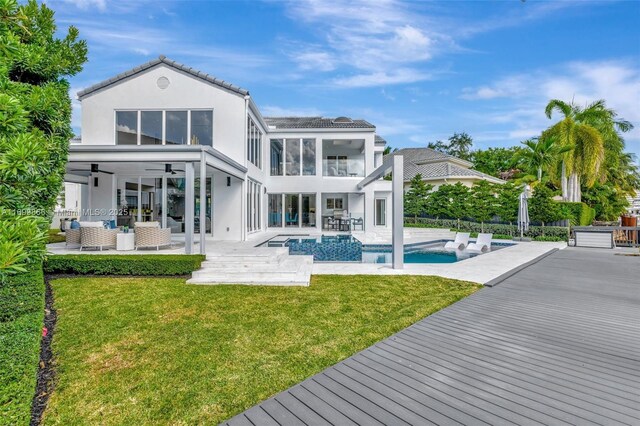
(518, 185, 530, 239)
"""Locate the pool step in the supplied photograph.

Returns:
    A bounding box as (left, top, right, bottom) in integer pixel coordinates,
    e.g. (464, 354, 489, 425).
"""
(188, 250, 312, 286)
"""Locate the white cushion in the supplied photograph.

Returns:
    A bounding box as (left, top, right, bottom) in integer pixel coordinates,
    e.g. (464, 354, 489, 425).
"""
(134, 221, 160, 228)
(78, 221, 103, 228)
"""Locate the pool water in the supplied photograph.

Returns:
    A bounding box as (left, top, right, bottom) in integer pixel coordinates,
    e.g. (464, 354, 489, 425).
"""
(259, 234, 510, 263)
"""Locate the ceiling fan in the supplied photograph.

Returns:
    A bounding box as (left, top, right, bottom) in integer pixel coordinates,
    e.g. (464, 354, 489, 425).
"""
(69, 163, 113, 175)
(145, 164, 185, 175)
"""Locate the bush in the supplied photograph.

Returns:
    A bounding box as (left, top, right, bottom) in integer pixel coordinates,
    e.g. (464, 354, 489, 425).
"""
(533, 235, 566, 242)
(44, 254, 205, 276)
(47, 229, 65, 244)
(405, 217, 569, 241)
(559, 202, 596, 226)
(0, 265, 45, 425)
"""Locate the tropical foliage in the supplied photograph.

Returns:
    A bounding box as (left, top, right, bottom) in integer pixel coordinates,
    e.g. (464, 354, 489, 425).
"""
(404, 174, 432, 220)
(427, 132, 474, 160)
(0, 0, 87, 279)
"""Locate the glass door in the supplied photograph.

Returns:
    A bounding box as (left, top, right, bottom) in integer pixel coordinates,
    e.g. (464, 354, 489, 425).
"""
(301, 194, 316, 227)
(268, 194, 282, 227)
(285, 194, 299, 227)
(375, 198, 386, 226)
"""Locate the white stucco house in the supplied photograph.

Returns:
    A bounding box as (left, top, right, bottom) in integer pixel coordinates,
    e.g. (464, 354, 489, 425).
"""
(64, 56, 392, 254)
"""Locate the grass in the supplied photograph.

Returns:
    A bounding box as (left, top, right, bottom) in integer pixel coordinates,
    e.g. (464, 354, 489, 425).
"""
(47, 229, 65, 244)
(44, 275, 479, 425)
(0, 266, 45, 426)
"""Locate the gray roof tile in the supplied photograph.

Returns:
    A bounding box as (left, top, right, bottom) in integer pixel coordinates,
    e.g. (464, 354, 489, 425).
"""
(375, 135, 387, 144)
(77, 55, 250, 99)
(264, 116, 375, 129)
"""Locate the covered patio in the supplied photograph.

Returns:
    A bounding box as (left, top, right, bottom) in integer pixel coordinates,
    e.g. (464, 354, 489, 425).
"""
(62, 144, 247, 254)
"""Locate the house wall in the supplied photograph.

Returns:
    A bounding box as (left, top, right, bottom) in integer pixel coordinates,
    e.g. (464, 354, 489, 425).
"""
(80, 64, 247, 165)
(212, 170, 243, 241)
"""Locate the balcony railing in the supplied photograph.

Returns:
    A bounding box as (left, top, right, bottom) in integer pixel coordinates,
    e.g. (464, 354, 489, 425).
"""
(322, 158, 365, 177)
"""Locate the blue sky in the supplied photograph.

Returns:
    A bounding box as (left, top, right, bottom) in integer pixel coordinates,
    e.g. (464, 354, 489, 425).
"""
(50, 0, 640, 155)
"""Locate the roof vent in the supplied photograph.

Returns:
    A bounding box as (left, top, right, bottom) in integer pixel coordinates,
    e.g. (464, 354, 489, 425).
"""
(332, 116, 353, 124)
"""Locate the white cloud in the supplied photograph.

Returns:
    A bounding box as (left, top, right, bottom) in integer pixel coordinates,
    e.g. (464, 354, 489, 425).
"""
(61, 0, 106, 11)
(460, 60, 640, 150)
(333, 69, 434, 88)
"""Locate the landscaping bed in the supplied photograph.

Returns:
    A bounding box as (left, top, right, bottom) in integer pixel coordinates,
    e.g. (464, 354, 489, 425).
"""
(42, 275, 479, 424)
(44, 254, 206, 276)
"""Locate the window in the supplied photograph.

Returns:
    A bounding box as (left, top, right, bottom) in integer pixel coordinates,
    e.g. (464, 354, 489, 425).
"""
(116, 111, 138, 145)
(270, 139, 283, 176)
(116, 109, 212, 145)
(166, 111, 188, 145)
(326, 198, 343, 210)
(247, 116, 262, 168)
(191, 110, 213, 146)
(267, 193, 316, 228)
(247, 180, 261, 232)
(140, 111, 162, 145)
(302, 139, 316, 175)
(375, 198, 386, 226)
(285, 138, 300, 176)
(270, 138, 316, 176)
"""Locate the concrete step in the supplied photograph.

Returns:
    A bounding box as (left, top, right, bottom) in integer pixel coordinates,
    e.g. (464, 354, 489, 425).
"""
(198, 257, 309, 271)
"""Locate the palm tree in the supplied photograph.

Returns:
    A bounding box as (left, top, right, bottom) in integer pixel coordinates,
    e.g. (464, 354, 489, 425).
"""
(518, 136, 573, 182)
(544, 99, 606, 202)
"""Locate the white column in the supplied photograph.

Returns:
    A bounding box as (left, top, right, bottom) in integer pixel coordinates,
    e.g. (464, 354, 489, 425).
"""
(392, 155, 404, 269)
(161, 175, 167, 229)
(111, 174, 117, 221)
(185, 162, 195, 254)
(199, 151, 206, 255)
(137, 177, 142, 223)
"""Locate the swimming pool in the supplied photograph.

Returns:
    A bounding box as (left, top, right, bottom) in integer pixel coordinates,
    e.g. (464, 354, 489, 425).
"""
(258, 234, 512, 263)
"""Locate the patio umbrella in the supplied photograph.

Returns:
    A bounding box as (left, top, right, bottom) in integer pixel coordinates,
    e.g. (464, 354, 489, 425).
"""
(518, 185, 530, 239)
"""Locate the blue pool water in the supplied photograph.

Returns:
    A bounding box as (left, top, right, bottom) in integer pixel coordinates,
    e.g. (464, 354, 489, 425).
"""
(258, 234, 511, 263)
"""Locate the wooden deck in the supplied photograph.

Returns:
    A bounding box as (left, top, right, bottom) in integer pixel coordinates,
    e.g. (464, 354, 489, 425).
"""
(225, 248, 640, 425)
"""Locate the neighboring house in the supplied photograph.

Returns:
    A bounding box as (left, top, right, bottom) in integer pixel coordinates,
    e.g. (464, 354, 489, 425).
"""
(65, 56, 391, 253)
(386, 148, 504, 190)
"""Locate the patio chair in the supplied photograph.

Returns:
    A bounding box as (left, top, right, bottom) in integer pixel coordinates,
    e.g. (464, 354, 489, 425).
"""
(467, 233, 493, 252)
(351, 217, 364, 231)
(327, 216, 338, 230)
(65, 228, 81, 247)
(80, 227, 118, 251)
(135, 227, 172, 250)
(444, 232, 470, 250)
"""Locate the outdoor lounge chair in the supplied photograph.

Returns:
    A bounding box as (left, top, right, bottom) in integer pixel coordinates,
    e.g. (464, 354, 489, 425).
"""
(79, 227, 118, 251)
(444, 232, 470, 250)
(466, 233, 493, 252)
(134, 227, 172, 250)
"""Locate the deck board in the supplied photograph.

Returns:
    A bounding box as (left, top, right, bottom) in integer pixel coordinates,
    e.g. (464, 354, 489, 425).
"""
(225, 248, 640, 425)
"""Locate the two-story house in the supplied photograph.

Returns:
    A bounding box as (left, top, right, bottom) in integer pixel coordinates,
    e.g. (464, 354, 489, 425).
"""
(65, 56, 392, 253)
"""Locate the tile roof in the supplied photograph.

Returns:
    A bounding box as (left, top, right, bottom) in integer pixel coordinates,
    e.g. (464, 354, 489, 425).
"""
(386, 147, 504, 183)
(375, 135, 387, 144)
(77, 55, 249, 99)
(263, 116, 376, 129)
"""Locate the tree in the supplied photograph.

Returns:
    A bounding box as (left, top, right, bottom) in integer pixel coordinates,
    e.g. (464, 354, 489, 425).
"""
(529, 185, 561, 226)
(469, 146, 526, 178)
(447, 132, 473, 160)
(470, 180, 499, 230)
(0, 0, 87, 278)
(427, 132, 473, 160)
(404, 174, 432, 221)
(517, 135, 573, 181)
(496, 182, 521, 224)
(544, 99, 630, 202)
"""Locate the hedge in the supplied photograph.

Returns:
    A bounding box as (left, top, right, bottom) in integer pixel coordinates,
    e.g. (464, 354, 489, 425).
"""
(44, 254, 206, 276)
(0, 265, 45, 425)
(558, 202, 596, 226)
(405, 217, 569, 240)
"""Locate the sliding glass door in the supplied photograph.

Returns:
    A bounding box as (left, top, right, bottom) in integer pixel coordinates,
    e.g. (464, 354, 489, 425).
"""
(268, 193, 317, 228)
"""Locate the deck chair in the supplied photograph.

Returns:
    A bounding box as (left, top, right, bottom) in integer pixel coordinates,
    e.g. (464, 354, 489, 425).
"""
(444, 232, 470, 250)
(467, 233, 493, 252)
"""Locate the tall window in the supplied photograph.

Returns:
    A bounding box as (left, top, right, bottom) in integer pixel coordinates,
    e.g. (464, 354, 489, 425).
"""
(285, 138, 300, 176)
(375, 198, 386, 226)
(191, 110, 213, 146)
(115, 109, 212, 145)
(247, 116, 262, 168)
(140, 111, 162, 145)
(166, 111, 188, 145)
(116, 111, 137, 145)
(270, 138, 316, 176)
(302, 139, 316, 175)
(270, 139, 283, 176)
(247, 180, 261, 232)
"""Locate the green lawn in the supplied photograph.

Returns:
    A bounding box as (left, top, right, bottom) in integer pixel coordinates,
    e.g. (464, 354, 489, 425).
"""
(44, 275, 479, 425)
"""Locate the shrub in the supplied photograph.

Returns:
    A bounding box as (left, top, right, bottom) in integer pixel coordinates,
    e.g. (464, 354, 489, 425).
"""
(405, 217, 569, 241)
(559, 202, 596, 226)
(0, 265, 45, 425)
(533, 235, 566, 242)
(47, 229, 65, 244)
(44, 254, 205, 276)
